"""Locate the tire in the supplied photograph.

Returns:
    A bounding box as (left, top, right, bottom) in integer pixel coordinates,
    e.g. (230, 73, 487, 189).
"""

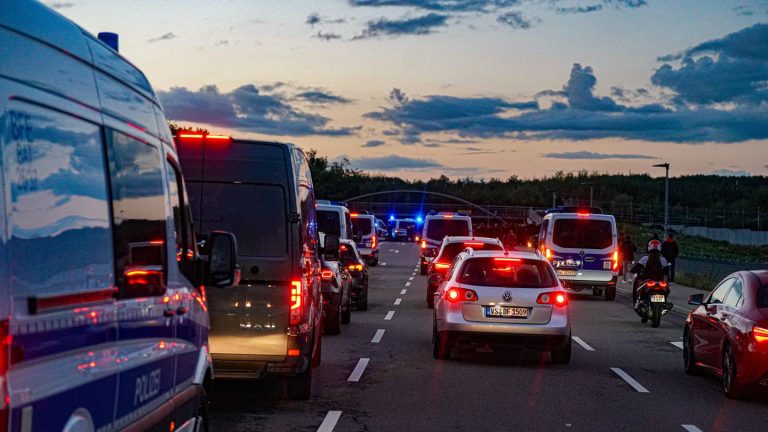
(551, 335, 572, 365)
(194, 386, 209, 432)
(650, 303, 662, 328)
(286, 364, 312, 400)
(356, 286, 368, 311)
(420, 264, 428, 275)
(432, 326, 451, 360)
(722, 345, 746, 399)
(632, 284, 638, 303)
(604, 286, 616, 301)
(312, 334, 322, 368)
(325, 306, 341, 335)
(341, 295, 351, 324)
(683, 328, 701, 376)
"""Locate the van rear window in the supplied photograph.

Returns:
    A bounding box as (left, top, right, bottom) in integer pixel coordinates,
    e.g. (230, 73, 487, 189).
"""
(353, 217, 373, 235)
(552, 219, 613, 249)
(426, 219, 470, 241)
(457, 258, 557, 288)
(317, 210, 341, 237)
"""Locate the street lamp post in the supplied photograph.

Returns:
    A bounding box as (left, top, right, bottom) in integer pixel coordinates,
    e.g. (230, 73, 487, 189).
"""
(653, 163, 670, 236)
(546, 189, 557, 209)
(581, 182, 594, 207)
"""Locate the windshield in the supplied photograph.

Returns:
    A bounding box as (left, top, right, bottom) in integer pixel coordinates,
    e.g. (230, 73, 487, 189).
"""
(353, 217, 373, 235)
(457, 258, 557, 288)
(437, 242, 503, 264)
(317, 209, 341, 237)
(426, 219, 470, 241)
(552, 219, 613, 250)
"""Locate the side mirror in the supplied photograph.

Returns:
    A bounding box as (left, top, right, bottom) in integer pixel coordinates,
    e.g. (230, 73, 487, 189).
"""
(324, 235, 341, 261)
(688, 293, 704, 306)
(206, 231, 239, 288)
(428, 273, 443, 286)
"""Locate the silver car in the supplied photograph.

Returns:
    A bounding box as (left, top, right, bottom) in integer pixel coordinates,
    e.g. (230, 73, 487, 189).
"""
(432, 250, 572, 363)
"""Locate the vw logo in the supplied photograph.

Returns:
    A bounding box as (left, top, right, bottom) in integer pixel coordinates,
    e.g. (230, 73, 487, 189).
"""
(579, 250, 586, 257)
(502, 291, 512, 302)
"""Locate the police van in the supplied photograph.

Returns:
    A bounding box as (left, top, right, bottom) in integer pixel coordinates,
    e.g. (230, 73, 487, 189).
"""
(539, 211, 619, 300)
(0, 1, 239, 431)
(175, 135, 325, 400)
(316, 201, 352, 241)
(419, 213, 473, 274)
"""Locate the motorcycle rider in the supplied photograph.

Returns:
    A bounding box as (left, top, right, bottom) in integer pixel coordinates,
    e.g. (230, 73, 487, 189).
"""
(630, 239, 670, 306)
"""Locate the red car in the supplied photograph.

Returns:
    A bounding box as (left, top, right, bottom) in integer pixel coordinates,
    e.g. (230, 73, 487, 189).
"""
(684, 270, 768, 398)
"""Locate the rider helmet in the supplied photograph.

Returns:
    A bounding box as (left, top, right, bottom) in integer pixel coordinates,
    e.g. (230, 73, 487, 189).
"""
(647, 239, 662, 252)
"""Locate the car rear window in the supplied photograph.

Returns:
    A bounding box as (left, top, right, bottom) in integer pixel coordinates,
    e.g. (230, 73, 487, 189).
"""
(317, 209, 341, 237)
(353, 217, 373, 235)
(552, 219, 613, 249)
(426, 219, 470, 241)
(457, 257, 557, 288)
(437, 242, 503, 264)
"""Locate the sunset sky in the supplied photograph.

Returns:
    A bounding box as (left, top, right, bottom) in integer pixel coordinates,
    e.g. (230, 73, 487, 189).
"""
(50, 0, 768, 179)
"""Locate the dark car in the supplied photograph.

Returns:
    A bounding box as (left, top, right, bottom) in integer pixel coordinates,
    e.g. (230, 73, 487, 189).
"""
(684, 270, 768, 398)
(320, 234, 352, 335)
(340, 239, 370, 311)
(426, 237, 505, 308)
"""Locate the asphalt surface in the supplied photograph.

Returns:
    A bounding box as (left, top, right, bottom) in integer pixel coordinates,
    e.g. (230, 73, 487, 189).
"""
(208, 243, 768, 432)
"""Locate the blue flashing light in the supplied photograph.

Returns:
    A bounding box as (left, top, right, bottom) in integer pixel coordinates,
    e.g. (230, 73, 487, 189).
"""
(416, 216, 423, 224)
(389, 215, 395, 221)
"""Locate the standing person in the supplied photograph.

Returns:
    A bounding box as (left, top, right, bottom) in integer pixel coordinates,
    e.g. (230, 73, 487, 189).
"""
(661, 233, 680, 282)
(620, 235, 637, 283)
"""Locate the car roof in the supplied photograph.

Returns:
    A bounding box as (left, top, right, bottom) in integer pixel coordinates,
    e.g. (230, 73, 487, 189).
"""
(459, 249, 543, 261)
(317, 203, 349, 213)
(443, 236, 501, 244)
(546, 212, 616, 222)
(426, 214, 471, 220)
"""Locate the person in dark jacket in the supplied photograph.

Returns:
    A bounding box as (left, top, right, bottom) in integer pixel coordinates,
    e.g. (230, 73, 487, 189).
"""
(661, 233, 680, 282)
(620, 235, 637, 283)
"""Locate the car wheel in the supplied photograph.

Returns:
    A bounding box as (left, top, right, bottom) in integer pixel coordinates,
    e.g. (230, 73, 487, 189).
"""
(683, 328, 701, 376)
(341, 295, 351, 324)
(722, 344, 745, 399)
(286, 363, 312, 400)
(193, 386, 209, 432)
(357, 289, 368, 311)
(312, 334, 322, 368)
(432, 325, 451, 360)
(604, 286, 616, 301)
(551, 335, 572, 365)
(325, 306, 341, 335)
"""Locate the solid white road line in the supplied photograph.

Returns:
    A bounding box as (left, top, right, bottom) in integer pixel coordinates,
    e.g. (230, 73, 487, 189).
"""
(408, 276, 414, 281)
(385, 311, 395, 320)
(394, 250, 400, 254)
(400, 289, 407, 295)
(405, 282, 411, 287)
(394, 298, 402, 305)
(610, 368, 650, 393)
(572, 336, 595, 351)
(318, 411, 342, 432)
(671, 341, 684, 349)
(348, 358, 370, 382)
(380, 263, 387, 266)
(681, 425, 703, 432)
(371, 329, 385, 343)
(388, 249, 395, 252)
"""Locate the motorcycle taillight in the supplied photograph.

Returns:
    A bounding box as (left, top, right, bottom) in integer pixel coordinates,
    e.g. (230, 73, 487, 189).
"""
(0, 319, 10, 432)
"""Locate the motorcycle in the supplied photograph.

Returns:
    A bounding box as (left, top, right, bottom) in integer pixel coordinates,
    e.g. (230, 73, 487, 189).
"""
(633, 279, 673, 328)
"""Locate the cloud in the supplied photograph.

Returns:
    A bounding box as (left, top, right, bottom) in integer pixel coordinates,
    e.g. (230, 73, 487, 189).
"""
(709, 168, 752, 177)
(296, 90, 352, 105)
(496, 11, 536, 29)
(543, 151, 657, 160)
(355, 13, 449, 38)
(349, 155, 443, 170)
(347, 0, 523, 12)
(540, 63, 622, 111)
(556, 4, 602, 13)
(363, 140, 386, 147)
(148, 32, 177, 43)
(47, 2, 74, 9)
(315, 31, 343, 41)
(652, 24, 768, 105)
(159, 84, 359, 136)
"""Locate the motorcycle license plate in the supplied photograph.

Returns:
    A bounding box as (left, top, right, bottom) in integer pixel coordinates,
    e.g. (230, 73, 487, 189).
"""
(650, 295, 665, 302)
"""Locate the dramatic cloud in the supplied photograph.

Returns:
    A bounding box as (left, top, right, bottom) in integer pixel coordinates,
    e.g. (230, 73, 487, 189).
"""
(349, 155, 443, 170)
(362, 139, 386, 147)
(709, 168, 752, 177)
(315, 31, 343, 41)
(159, 84, 359, 136)
(652, 24, 768, 105)
(543, 151, 657, 160)
(355, 13, 449, 38)
(347, 0, 522, 12)
(496, 11, 535, 29)
(296, 90, 352, 105)
(148, 32, 177, 43)
(540, 63, 622, 111)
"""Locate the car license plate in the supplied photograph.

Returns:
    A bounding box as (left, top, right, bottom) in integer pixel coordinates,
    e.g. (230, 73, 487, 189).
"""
(485, 306, 528, 318)
(557, 269, 577, 276)
(650, 294, 665, 302)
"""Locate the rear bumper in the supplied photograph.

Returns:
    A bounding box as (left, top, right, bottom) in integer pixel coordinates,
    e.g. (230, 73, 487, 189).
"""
(439, 330, 570, 351)
(738, 346, 768, 386)
(560, 271, 617, 288)
(211, 331, 315, 379)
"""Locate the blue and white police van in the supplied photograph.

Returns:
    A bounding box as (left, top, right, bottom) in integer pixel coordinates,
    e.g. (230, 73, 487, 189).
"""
(538, 211, 619, 300)
(0, 1, 238, 430)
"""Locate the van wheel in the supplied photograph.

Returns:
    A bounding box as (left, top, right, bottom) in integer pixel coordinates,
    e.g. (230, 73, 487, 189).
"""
(194, 387, 209, 432)
(286, 364, 312, 400)
(341, 295, 351, 324)
(604, 286, 616, 301)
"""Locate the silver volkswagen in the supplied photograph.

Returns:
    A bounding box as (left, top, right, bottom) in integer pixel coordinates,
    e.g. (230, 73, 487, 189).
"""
(432, 249, 572, 363)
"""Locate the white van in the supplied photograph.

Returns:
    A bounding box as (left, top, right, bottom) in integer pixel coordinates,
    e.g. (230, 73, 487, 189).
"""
(539, 212, 619, 300)
(351, 213, 379, 266)
(317, 201, 353, 240)
(420, 213, 473, 274)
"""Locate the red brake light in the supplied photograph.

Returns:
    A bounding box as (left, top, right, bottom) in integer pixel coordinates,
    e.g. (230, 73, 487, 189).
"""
(288, 349, 301, 356)
(350, 213, 359, 217)
(646, 280, 657, 287)
(372, 235, 377, 249)
(612, 251, 619, 271)
(178, 133, 204, 139)
(464, 242, 484, 246)
(321, 270, 334, 280)
(537, 292, 568, 306)
(421, 240, 427, 249)
(445, 287, 478, 303)
(206, 134, 232, 141)
(577, 212, 590, 216)
(0, 319, 9, 424)
(290, 280, 303, 326)
(444, 215, 453, 218)
(494, 258, 521, 262)
(659, 281, 668, 288)
(434, 263, 450, 270)
(545, 248, 552, 259)
(753, 326, 768, 343)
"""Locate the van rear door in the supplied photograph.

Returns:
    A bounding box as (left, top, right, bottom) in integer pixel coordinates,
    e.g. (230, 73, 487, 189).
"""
(550, 217, 615, 272)
(179, 138, 293, 360)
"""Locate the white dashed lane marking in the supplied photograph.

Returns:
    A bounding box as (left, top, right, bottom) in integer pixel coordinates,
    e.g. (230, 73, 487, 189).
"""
(671, 341, 684, 349)
(681, 425, 703, 432)
(408, 276, 414, 281)
(405, 282, 411, 287)
(400, 289, 407, 295)
(384, 311, 395, 320)
(394, 298, 402, 305)
(380, 262, 387, 266)
(348, 358, 370, 382)
(572, 336, 595, 351)
(317, 411, 342, 432)
(394, 250, 400, 254)
(610, 368, 650, 393)
(371, 329, 385, 343)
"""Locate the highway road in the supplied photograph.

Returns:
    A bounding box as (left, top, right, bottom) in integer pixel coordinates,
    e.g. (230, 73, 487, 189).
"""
(208, 243, 768, 432)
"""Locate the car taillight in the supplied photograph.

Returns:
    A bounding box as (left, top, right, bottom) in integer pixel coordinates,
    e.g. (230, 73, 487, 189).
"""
(371, 235, 377, 249)
(537, 292, 568, 306)
(612, 250, 619, 271)
(445, 287, 478, 303)
(290, 280, 303, 326)
(415, 236, 420, 242)
(0, 319, 10, 430)
(646, 280, 657, 287)
(348, 264, 363, 271)
(752, 326, 768, 343)
(321, 270, 334, 280)
(659, 281, 668, 288)
(434, 263, 450, 270)
(421, 240, 426, 249)
(545, 248, 552, 260)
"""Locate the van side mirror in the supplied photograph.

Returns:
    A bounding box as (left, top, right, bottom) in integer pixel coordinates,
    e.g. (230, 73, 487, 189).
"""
(428, 273, 443, 286)
(688, 293, 704, 306)
(206, 231, 239, 288)
(323, 235, 341, 261)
